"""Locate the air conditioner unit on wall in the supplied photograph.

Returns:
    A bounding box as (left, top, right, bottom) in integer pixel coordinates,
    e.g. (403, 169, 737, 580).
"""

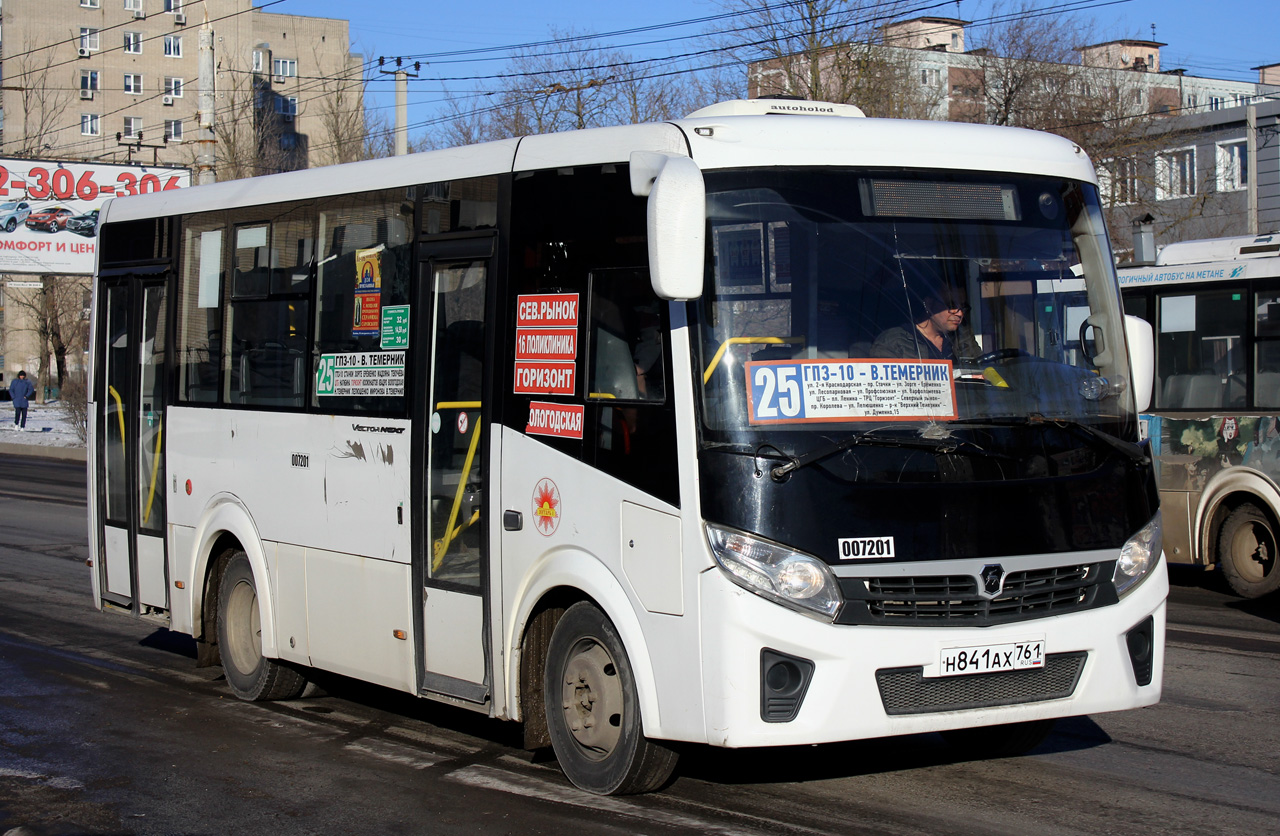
(133, 9, 145, 19)
(273, 76, 286, 84)
(282, 114, 293, 122)
(77, 48, 90, 58)
(174, 12, 186, 25)
(162, 95, 174, 106)
(80, 89, 94, 100)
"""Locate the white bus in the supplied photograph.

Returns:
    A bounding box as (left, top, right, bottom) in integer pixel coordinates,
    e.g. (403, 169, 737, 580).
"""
(89, 98, 1166, 795)
(1119, 232, 1280, 598)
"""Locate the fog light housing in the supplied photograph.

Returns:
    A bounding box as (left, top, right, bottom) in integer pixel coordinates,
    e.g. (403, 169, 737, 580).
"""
(761, 648, 814, 722)
(1126, 615, 1155, 686)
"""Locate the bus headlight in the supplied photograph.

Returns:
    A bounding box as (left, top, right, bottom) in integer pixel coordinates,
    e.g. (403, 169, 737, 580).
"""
(1114, 511, 1162, 597)
(706, 523, 841, 620)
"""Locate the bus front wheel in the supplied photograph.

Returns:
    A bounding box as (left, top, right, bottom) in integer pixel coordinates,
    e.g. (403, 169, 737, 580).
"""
(1217, 503, 1280, 598)
(543, 601, 678, 794)
(216, 551, 307, 701)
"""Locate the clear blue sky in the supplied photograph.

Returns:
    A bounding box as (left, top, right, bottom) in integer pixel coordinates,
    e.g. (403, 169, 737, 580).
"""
(264, 0, 1277, 143)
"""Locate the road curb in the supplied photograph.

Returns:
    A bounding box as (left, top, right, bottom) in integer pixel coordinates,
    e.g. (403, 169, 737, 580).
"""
(0, 441, 87, 462)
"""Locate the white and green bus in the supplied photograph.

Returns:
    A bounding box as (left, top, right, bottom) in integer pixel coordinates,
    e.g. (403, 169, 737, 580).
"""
(1120, 232, 1280, 598)
(89, 99, 1166, 794)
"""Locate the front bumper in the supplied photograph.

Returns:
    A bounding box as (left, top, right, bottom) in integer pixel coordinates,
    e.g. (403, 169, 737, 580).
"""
(696, 552, 1166, 747)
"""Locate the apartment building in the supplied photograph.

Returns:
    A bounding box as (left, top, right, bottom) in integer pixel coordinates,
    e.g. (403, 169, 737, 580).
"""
(747, 16, 1280, 253)
(0, 0, 362, 175)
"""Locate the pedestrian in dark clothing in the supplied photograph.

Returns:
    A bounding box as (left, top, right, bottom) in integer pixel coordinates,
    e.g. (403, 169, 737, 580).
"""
(9, 370, 35, 431)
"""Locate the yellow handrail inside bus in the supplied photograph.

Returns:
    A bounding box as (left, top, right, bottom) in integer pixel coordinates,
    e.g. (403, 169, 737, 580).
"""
(702, 336, 806, 384)
(142, 419, 162, 525)
(432, 407, 483, 572)
(107, 385, 127, 452)
(588, 392, 617, 399)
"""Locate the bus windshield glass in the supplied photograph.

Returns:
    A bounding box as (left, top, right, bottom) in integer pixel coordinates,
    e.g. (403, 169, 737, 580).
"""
(693, 168, 1136, 469)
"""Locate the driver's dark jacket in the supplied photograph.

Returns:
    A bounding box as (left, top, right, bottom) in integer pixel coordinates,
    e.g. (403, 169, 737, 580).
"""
(871, 325, 981, 361)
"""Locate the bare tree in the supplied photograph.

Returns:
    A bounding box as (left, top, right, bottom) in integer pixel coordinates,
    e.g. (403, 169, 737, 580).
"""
(313, 53, 370, 166)
(706, 0, 941, 118)
(435, 28, 696, 144)
(3, 276, 91, 393)
(7, 34, 75, 157)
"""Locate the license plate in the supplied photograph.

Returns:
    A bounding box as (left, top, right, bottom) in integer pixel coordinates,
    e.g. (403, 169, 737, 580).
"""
(930, 639, 1045, 678)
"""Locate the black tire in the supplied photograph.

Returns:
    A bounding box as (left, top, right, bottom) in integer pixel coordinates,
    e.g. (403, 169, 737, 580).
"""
(4, 219, 14, 232)
(941, 718, 1056, 758)
(1217, 503, 1280, 599)
(544, 601, 678, 794)
(216, 550, 307, 701)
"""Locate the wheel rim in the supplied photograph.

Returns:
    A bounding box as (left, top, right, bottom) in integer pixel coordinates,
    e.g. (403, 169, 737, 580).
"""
(224, 578, 262, 676)
(1229, 518, 1276, 584)
(559, 637, 624, 761)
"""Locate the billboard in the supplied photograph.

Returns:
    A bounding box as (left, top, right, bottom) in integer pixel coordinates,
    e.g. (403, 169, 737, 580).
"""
(0, 157, 191, 275)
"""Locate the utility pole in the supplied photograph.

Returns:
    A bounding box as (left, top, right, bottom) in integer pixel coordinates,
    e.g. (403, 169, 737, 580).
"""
(1246, 102, 1258, 235)
(197, 16, 217, 185)
(379, 58, 419, 156)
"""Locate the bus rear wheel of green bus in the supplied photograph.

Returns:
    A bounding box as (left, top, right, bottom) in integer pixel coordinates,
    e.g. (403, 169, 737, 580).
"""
(544, 601, 678, 794)
(217, 551, 308, 701)
(1217, 503, 1280, 599)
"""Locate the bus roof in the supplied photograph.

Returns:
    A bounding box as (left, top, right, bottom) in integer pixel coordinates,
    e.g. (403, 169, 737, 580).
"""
(101, 101, 1097, 226)
(1117, 233, 1280, 288)
(1152, 233, 1280, 266)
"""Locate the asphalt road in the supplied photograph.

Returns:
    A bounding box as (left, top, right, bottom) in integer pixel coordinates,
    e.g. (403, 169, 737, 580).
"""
(1, 454, 1277, 835)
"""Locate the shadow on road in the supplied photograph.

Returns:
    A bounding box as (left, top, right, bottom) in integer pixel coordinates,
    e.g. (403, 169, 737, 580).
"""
(139, 628, 197, 659)
(671, 715, 1111, 787)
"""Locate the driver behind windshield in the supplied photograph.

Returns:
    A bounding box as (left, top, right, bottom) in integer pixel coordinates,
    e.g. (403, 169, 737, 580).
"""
(870, 276, 981, 362)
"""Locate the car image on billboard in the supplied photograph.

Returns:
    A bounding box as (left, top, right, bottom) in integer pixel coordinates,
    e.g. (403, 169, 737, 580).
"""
(25, 206, 73, 232)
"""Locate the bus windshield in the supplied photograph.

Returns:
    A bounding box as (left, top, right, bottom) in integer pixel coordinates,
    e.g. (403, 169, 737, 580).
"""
(694, 167, 1137, 472)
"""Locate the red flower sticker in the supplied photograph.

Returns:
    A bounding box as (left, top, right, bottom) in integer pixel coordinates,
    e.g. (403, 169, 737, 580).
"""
(532, 478, 561, 536)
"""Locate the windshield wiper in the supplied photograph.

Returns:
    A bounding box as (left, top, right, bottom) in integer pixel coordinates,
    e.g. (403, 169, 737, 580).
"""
(951, 415, 1148, 464)
(769, 431, 1005, 480)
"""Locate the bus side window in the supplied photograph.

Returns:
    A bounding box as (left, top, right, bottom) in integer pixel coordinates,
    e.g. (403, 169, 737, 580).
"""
(587, 269, 677, 504)
(1155, 289, 1247, 410)
(176, 215, 225, 403)
(1256, 290, 1280, 409)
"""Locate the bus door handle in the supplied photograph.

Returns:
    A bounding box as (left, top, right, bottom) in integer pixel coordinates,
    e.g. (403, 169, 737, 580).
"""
(503, 510, 523, 531)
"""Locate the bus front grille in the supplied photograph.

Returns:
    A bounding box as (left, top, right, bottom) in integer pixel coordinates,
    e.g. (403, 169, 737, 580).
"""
(835, 563, 1117, 626)
(876, 651, 1087, 715)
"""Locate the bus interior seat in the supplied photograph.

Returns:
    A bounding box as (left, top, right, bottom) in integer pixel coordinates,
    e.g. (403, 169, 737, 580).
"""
(239, 344, 304, 406)
(1226, 374, 1247, 407)
(1182, 374, 1226, 409)
(1255, 372, 1280, 407)
(1160, 374, 1191, 408)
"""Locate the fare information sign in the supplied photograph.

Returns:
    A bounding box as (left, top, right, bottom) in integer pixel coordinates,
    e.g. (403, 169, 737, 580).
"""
(745, 359, 957, 424)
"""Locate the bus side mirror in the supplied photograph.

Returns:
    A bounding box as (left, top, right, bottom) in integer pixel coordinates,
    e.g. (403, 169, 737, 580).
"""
(1125, 314, 1154, 414)
(630, 151, 705, 301)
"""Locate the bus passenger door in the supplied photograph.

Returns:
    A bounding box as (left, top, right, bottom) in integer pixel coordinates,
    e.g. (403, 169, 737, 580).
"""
(417, 245, 492, 703)
(97, 275, 168, 614)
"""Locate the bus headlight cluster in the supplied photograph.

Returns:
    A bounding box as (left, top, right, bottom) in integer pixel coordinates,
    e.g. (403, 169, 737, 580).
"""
(1114, 511, 1162, 596)
(706, 523, 841, 620)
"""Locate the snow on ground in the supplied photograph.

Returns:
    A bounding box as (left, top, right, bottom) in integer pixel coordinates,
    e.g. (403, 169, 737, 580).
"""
(0, 400, 86, 449)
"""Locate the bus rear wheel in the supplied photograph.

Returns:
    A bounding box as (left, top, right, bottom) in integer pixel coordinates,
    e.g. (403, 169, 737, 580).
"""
(941, 718, 1056, 758)
(1217, 503, 1280, 599)
(216, 551, 307, 701)
(544, 602, 678, 795)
